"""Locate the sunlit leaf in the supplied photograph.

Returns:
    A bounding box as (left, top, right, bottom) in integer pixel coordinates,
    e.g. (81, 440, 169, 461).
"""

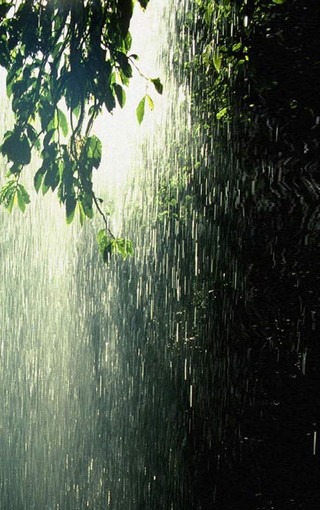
(66, 196, 76, 224)
(146, 94, 154, 111)
(216, 107, 228, 120)
(213, 51, 221, 73)
(136, 96, 146, 124)
(87, 135, 102, 169)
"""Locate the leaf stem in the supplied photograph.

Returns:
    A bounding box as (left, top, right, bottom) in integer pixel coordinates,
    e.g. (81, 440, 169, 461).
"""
(92, 191, 115, 239)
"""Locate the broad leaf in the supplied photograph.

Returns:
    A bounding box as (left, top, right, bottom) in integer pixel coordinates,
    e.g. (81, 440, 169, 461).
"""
(136, 96, 146, 124)
(146, 94, 154, 111)
(57, 108, 68, 137)
(151, 78, 163, 94)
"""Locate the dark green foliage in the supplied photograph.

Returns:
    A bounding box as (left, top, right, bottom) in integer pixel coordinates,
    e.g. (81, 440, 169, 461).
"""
(182, 1, 320, 507)
(97, 229, 133, 263)
(151, 77, 163, 94)
(0, 179, 30, 212)
(0, 0, 162, 262)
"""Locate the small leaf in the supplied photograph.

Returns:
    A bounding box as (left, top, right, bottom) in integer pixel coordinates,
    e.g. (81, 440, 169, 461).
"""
(18, 183, 30, 204)
(7, 192, 15, 213)
(146, 94, 154, 111)
(125, 239, 134, 257)
(87, 135, 102, 169)
(113, 83, 126, 108)
(80, 192, 93, 219)
(73, 104, 80, 118)
(78, 202, 85, 226)
(136, 96, 146, 124)
(97, 229, 113, 264)
(57, 108, 68, 137)
(213, 51, 221, 72)
(26, 124, 40, 150)
(151, 78, 163, 95)
(66, 196, 76, 224)
(117, 52, 132, 78)
(17, 188, 26, 213)
(216, 107, 228, 120)
(97, 228, 108, 246)
(34, 168, 44, 192)
(0, 179, 15, 206)
(232, 43, 242, 52)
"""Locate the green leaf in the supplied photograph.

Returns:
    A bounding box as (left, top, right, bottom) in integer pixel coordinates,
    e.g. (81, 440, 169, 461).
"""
(97, 228, 108, 246)
(103, 85, 116, 112)
(146, 94, 154, 111)
(113, 83, 126, 108)
(1, 131, 31, 166)
(39, 102, 54, 131)
(66, 196, 77, 224)
(111, 237, 134, 259)
(151, 78, 163, 95)
(26, 124, 40, 150)
(232, 43, 242, 52)
(6, 69, 17, 98)
(87, 135, 102, 169)
(97, 229, 113, 264)
(0, 180, 15, 206)
(7, 192, 15, 213)
(43, 128, 55, 147)
(73, 104, 80, 118)
(216, 107, 228, 120)
(34, 168, 45, 192)
(213, 51, 221, 73)
(0, 179, 17, 213)
(78, 202, 85, 226)
(136, 96, 146, 124)
(117, 52, 132, 78)
(80, 192, 93, 219)
(44, 162, 59, 191)
(16, 184, 30, 213)
(125, 239, 134, 256)
(57, 108, 68, 137)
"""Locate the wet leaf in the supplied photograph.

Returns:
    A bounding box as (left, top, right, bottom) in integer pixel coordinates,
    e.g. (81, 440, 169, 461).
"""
(216, 107, 228, 119)
(57, 108, 68, 137)
(151, 77, 163, 94)
(66, 195, 76, 224)
(113, 83, 126, 108)
(146, 94, 154, 111)
(213, 51, 221, 73)
(136, 96, 146, 124)
(16, 184, 30, 213)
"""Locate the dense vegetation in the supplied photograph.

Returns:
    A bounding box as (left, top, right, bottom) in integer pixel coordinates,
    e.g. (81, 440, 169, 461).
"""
(178, 0, 320, 508)
(1, 0, 319, 507)
(0, 0, 162, 260)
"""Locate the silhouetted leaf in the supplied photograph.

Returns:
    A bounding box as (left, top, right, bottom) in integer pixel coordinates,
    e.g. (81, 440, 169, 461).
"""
(151, 78, 163, 94)
(16, 184, 30, 213)
(1, 131, 31, 165)
(113, 83, 126, 108)
(66, 195, 77, 224)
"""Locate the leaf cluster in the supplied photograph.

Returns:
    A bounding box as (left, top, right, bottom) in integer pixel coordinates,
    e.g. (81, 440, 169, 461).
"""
(0, 0, 163, 263)
(97, 229, 133, 263)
